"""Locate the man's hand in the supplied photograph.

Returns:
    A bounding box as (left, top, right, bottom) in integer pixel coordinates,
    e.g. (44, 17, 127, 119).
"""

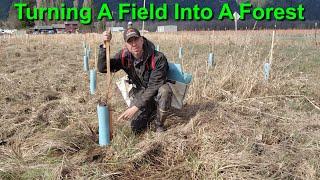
(102, 29, 112, 47)
(117, 106, 139, 121)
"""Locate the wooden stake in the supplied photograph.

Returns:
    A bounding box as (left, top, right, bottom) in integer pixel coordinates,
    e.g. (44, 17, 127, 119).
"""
(104, 40, 111, 100)
(179, 35, 184, 72)
(265, 30, 275, 81)
(269, 30, 275, 66)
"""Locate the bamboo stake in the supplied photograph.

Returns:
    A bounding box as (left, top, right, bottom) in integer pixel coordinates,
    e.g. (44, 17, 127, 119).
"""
(269, 30, 275, 66)
(104, 29, 113, 140)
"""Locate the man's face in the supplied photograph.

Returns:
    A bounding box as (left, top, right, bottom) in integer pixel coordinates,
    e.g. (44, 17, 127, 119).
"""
(126, 36, 143, 58)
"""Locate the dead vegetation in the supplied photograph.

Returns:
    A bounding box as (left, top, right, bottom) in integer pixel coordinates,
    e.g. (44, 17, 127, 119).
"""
(0, 30, 319, 179)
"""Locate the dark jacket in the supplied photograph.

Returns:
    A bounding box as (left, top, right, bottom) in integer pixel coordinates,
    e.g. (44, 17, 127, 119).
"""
(98, 37, 169, 110)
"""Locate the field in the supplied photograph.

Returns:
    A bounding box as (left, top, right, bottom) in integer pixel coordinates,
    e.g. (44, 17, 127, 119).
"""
(0, 29, 319, 179)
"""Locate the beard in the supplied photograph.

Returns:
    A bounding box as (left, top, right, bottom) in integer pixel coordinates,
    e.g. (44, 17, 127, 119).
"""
(131, 49, 143, 59)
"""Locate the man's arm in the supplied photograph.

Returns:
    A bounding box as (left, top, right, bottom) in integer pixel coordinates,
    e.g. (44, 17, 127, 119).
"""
(97, 45, 123, 73)
(133, 53, 169, 109)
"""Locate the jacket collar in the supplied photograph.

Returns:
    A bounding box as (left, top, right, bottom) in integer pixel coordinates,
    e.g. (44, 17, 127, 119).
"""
(142, 37, 155, 61)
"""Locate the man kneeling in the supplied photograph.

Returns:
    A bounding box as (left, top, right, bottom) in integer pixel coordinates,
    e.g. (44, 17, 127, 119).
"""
(98, 28, 172, 134)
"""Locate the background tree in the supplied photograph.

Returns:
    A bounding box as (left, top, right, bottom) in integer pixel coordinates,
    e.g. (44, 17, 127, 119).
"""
(6, 0, 36, 29)
(73, 0, 79, 9)
(81, 0, 94, 32)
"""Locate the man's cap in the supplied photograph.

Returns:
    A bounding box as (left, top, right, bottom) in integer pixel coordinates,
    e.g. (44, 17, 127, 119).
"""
(123, 28, 141, 42)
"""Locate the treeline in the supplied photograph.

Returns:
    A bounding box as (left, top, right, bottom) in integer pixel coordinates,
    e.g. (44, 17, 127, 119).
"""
(104, 20, 318, 33)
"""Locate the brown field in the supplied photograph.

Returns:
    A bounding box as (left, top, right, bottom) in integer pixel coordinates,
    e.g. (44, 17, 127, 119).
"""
(0, 29, 319, 179)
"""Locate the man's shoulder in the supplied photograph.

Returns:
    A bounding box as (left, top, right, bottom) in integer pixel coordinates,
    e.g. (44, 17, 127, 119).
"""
(154, 51, 167, 61)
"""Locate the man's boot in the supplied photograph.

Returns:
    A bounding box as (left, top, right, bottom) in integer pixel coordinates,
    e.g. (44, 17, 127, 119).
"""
(155, 83, 172, 132)
(155, 110, 167, 132)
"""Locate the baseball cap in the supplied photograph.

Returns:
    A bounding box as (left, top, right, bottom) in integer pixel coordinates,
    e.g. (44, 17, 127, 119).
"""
(123, 28, 141, 42)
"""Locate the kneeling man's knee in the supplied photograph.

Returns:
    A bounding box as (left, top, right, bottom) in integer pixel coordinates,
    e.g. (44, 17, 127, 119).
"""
(158, 84, 172, 98)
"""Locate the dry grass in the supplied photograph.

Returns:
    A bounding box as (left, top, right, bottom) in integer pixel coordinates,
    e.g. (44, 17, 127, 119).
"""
(0, 29, 319, 179)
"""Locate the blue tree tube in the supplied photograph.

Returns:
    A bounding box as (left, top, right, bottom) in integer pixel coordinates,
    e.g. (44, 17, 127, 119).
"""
(179, 47, 183, 59)
(97, 103, 110, 146)
(208, 53, 214, 68)
(83, 55, 89, 71)
(87, 48, 91, 58)
(89, 69, 96, 94)
(264, 63, 271, 81)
